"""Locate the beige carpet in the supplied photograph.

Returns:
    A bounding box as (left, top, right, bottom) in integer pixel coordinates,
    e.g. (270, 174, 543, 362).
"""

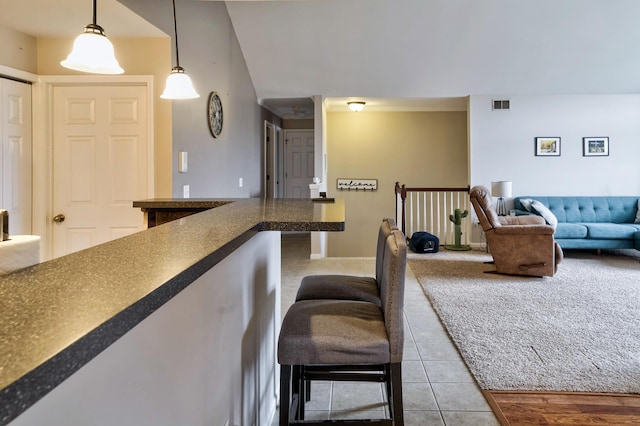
(408, 248, 640, 393)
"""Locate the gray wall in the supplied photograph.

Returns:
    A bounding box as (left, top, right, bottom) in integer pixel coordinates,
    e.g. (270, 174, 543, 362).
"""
(469, 94, 640, 244)
(470, 94, 640, 196)
(120, 0, 263, 198)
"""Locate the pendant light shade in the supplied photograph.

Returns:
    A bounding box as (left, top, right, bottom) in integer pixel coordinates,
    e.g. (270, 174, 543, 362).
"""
(161, 66, 200, 99)
(61, 1, 123, 74)
(161, 0, 199, 100)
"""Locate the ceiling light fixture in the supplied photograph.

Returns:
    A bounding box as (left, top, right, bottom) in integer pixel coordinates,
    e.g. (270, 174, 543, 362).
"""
(60, 0, 124, 74)
(161, 0, 199, 99)
(347, 101, 366, 112)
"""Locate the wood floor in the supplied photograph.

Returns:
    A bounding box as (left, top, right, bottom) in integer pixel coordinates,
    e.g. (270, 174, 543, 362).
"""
(484, 390, 640, 425)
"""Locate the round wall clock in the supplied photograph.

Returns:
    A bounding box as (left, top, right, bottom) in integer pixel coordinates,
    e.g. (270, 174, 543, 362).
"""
(207, 92, 223, 138)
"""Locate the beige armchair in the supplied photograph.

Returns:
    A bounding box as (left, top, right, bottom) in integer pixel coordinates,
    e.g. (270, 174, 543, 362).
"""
(470, 185, 563, 277)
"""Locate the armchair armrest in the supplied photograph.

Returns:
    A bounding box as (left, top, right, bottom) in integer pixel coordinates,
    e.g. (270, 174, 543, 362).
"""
(498, 216, 545, 226)
(493, 225, 555, 236)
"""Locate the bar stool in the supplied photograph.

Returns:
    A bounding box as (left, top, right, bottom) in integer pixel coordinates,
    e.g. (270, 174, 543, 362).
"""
(278, 229, 407, 425)
(294, 218, 398, 306)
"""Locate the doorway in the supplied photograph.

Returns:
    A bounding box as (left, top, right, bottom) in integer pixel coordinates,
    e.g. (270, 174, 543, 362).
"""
(0, 77, 32, 235)
(34, 76, 154, 260)
(264, 121, 283, 198)
(283, 129, 314, 198)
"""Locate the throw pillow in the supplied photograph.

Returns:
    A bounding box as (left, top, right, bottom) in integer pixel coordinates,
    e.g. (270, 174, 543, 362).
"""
(519, 198, 534, 212)
(530, 200, 558, 229)
(635, 200, 640, 223)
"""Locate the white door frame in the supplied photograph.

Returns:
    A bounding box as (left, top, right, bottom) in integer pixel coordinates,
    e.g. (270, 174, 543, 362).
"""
(32, 75, 155, 261)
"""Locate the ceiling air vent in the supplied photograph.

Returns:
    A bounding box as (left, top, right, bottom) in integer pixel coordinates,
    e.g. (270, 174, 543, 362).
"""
(492, 99, 510, 110)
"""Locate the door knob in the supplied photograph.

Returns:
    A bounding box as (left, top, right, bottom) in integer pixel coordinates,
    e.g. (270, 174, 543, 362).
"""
(53, 214, 66, 223)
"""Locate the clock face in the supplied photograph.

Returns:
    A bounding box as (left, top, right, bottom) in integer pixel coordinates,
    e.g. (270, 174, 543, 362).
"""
(207, 92, 223, 138)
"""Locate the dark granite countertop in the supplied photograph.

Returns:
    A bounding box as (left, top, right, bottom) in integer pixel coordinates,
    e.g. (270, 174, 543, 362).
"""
(0, 198, 344, 425)
(132, 198, 234, 209)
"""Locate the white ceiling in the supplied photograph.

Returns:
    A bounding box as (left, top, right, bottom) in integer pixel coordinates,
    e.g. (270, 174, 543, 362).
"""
(227, 0, 640, 105)
(0, 0, 166, 38)
(4, 0, 640, 116)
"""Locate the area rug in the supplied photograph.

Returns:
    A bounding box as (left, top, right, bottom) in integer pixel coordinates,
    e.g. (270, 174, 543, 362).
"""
(408, 249, 640, 393)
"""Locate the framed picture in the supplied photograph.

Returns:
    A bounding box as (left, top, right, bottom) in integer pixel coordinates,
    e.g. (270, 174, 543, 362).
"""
(535, 137, 561, 156)
(583, 137, 609, 157)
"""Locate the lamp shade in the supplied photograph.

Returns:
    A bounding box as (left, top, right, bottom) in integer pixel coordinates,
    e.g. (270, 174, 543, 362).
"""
(347, 101, 365, 112)
(61, 25, 123, 74)
(491, 181, 512, 198)
(160, 67, 200, 100)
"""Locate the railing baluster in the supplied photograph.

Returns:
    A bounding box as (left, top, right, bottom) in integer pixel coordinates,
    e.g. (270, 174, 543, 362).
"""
(394, 182, 471, 246)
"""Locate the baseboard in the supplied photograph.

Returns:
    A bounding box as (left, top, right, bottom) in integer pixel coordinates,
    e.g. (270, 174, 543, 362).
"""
(469, 242, 487, 250)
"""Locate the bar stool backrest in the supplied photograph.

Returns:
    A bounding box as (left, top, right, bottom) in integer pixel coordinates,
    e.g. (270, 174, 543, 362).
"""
(379, 229, 407, 363)
(375, 218, 398, 285)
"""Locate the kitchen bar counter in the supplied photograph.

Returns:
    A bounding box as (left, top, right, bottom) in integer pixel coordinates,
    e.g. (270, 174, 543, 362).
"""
(132, 198, 234, 227)
(0, 198, 345, 425)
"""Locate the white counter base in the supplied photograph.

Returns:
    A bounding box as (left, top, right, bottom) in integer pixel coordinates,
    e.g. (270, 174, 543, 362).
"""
(11, 231, 281, 426)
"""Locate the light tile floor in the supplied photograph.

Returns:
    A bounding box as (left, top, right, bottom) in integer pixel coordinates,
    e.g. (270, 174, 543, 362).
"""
(275, 233, 500, 426)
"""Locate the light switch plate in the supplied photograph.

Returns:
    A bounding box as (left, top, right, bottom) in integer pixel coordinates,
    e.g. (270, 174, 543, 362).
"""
(183, 184, 190, 198)
(179, 151, 188, 173)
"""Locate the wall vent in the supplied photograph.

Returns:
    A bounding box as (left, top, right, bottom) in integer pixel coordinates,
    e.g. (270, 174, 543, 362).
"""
(492, 99, 510, 110)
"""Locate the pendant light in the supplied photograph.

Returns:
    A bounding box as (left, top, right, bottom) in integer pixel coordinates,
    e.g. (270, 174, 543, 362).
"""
(61, 0, 124, 74)
(161, 0, 199, 99)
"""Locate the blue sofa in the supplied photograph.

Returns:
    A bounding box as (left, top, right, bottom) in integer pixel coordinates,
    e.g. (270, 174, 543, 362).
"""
(513, 196, 640, 251)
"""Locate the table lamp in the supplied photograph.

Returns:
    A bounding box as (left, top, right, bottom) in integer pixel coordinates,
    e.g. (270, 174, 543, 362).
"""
(491, 181, 512, 216)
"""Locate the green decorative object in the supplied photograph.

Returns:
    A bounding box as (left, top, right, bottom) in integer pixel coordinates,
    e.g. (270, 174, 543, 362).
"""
(445, 208, 472, 251)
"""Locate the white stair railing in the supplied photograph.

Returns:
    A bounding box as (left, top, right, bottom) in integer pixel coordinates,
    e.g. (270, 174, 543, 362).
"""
(395, 182, 471, 246)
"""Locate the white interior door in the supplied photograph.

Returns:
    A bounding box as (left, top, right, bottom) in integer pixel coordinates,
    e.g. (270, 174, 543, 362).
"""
(52, 85, 148, 258)
(284, 129, 314, 198)
(0, 78, 32, 235)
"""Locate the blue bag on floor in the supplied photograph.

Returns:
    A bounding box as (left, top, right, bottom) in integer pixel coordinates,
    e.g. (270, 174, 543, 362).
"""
(409, 232, 439, 253)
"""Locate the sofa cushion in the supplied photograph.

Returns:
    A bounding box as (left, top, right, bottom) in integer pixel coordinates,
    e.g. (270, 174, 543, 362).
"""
(584, 223, 639, 240)
(635, 200, 640, 223)
(514, 196, 639, 223)
(519, 198, 534, 212)
(530, 200, 558, 229)
(555, 223, 588, 239)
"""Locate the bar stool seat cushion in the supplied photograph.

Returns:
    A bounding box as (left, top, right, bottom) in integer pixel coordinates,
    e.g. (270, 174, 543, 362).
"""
(278, 299, 389, 366)
(295, 275, 380, 306)
(294, 218, 396, 307)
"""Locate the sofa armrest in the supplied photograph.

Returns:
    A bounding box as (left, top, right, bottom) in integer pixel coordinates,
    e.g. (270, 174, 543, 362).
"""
(498, 216, 546, 226)
(493, 225, 555, 236)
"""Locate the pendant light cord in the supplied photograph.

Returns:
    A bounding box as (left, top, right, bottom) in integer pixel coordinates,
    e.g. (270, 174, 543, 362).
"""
(92, 0, 97, 26)
(172, 0, 181, 67)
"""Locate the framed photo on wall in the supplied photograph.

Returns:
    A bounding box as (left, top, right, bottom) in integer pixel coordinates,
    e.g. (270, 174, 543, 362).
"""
(535, 137, 561, 156)
(583, 137, 609, 157)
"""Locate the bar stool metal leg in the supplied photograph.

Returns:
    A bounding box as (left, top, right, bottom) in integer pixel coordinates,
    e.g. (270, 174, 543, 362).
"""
(280, 365, 292, 426)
